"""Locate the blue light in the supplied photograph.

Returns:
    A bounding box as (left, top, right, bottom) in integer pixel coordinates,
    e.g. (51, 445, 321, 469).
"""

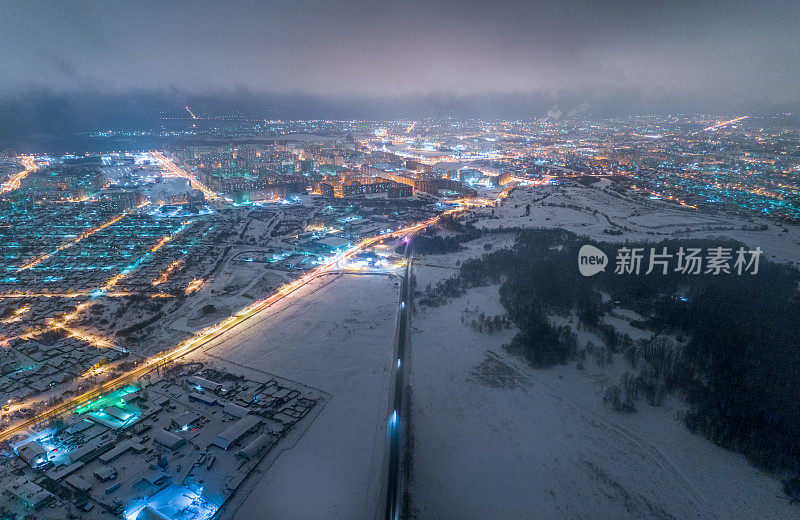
(123, 484, 218, 520)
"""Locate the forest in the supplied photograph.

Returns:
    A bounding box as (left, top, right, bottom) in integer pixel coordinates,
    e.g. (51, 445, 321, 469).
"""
(418, 228, 800, 484)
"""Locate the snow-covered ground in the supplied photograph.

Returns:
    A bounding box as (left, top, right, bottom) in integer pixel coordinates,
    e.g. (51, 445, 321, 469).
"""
(473, 183, 800, 265)
(408, 282, 795, 520)
(193, 273, 400, 520)
(408, 182, 800, 519)
(170, 263, 291, 335)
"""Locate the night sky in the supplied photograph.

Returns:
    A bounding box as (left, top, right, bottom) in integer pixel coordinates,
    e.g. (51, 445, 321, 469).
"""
(1, 0, 798, 134)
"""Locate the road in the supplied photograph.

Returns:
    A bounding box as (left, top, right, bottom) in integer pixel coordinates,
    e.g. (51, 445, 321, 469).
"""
(149, 151, 218, 200)
(0, 156, 38, 195)
(384, 240, 413, 520)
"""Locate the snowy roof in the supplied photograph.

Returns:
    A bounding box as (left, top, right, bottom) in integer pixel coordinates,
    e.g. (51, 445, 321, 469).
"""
(236, 433, 272, 460)
(189, 392, 218, 406)
(4, 477, 54, 508)
(173, 411, 202, 429)
(153, 429, 185, 450)
(98, 438, 145, 464)
(16, 440, 47, 464)
(190, 376, 222, 392)
(222, 402, 250, 419)
(315, 236, 352, 250)
(213, 415, 263, 450)
(64, 474, 92, 492)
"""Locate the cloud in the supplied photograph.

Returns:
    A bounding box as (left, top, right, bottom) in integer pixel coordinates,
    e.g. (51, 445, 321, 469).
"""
(0, 0, 796, 110)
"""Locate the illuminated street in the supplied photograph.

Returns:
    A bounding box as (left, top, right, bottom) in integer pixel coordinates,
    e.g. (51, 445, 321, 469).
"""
(0, 156, 39, 195)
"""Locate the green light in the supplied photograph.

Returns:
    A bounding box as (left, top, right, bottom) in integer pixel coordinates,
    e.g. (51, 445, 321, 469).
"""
(74, 384, 138, 415)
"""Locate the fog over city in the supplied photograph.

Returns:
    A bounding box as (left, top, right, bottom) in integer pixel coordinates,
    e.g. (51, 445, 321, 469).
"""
(1, 0, 799, 140)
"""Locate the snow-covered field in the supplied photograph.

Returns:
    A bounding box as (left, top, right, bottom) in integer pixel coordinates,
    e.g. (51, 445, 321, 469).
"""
(473, 182, 800, 265)
(170, 262, 291, 335)
(408, 182, 799, 519)
(408, 282, 795, 520)
(193, 273, 399, 520)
